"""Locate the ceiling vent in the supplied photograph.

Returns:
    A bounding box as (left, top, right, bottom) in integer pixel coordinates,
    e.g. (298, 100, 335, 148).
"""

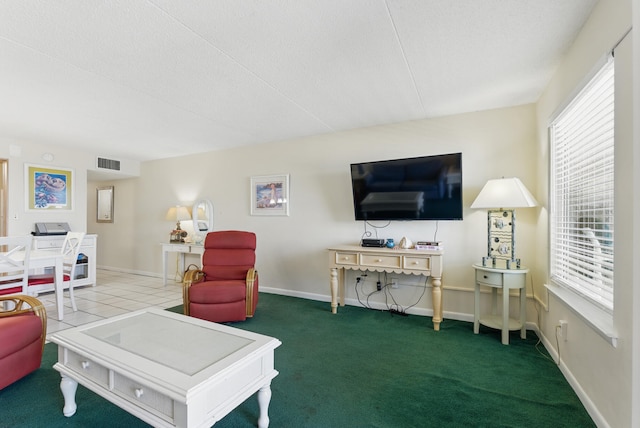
(96, 157, 121, 171)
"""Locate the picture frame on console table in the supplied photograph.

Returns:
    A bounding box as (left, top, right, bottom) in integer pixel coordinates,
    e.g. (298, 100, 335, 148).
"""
(25, 164, 74, 211)
(250, 174, 290, 216)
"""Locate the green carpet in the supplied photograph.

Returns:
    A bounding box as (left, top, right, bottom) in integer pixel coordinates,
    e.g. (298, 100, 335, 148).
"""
(0, 293, 594, 427)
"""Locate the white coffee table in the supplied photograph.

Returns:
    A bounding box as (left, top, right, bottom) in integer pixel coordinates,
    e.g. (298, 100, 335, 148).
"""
(50, 308, 281, 428)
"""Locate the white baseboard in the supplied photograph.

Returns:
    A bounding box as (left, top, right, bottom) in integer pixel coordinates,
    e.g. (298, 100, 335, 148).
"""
(537, 328, 609, 428)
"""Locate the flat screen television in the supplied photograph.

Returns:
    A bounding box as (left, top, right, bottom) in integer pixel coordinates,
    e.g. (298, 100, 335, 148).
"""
(350, 152, 463, 221)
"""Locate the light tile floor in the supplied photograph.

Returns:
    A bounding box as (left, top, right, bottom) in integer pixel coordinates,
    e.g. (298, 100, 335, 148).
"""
(40, 269, 183, 341)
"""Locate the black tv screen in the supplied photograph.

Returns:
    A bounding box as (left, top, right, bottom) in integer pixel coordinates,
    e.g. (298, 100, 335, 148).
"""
(350, 153, 463, 221)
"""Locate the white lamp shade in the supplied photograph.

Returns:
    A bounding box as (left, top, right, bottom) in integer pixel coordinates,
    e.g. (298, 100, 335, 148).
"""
(166, 205, 191, 222)
(471, 177, 538, 209)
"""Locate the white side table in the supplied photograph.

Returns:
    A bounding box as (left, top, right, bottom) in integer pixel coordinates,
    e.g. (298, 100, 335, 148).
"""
(162, 243, 205, 285)
(473, 263, 528, 345)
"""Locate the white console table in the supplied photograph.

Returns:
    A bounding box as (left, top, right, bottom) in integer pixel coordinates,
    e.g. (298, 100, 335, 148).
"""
(162, 243, 205, 285)
(32, 234, 97, 292)
(328, 245, 444, 330)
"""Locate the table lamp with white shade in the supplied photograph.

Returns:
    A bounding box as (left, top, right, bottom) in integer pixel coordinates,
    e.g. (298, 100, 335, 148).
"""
(471, 177, 538, 268)
(166, 205, 191, 243)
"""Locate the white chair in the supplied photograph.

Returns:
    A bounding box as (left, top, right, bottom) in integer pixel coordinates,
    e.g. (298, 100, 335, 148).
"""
(0, 236, 32, 297)
(28, 232, 85, 312)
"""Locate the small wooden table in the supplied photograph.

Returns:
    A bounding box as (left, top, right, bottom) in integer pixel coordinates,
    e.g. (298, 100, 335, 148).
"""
(51, 308, 281, 427)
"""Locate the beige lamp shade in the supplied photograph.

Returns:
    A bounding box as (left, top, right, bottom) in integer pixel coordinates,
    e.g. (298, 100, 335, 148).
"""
(471, 177, 538, 209)
(166, 206, 191, 223)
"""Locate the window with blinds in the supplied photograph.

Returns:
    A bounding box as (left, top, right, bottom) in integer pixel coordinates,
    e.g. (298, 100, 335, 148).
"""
(549, 57, 615, 313)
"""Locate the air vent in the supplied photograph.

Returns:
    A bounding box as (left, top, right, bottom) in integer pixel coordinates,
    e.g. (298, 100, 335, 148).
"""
(96, 157, 121, 171)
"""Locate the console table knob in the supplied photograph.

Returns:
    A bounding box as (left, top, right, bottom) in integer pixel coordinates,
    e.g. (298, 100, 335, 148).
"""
(376, 258, 382, 262)
(81, 361, 90, 369)
(135, 388, 144, 398)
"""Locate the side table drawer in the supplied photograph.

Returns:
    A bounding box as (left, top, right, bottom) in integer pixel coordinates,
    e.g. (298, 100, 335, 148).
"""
(64, 351, 109, 387)
(476, 270, 503, 286)
(361, 254, 401, 269)
(334, 252, 358, 266)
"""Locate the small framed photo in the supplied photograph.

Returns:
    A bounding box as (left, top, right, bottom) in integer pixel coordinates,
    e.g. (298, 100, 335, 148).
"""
(250, 174, 290, 216)
(25, 164, 74, 211)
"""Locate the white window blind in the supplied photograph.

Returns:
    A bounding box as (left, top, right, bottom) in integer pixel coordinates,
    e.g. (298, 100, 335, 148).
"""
(549, 57, 615, 313)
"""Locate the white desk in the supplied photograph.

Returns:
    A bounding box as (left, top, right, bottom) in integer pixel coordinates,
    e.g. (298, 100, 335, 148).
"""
(9, 249, 64, 321)
(161, 243, 205, 285)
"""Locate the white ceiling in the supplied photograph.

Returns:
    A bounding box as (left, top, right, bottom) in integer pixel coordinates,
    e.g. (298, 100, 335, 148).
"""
(0, 0, 598, 162)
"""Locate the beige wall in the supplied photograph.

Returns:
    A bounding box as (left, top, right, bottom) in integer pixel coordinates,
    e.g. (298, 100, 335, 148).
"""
(89, 103, 539, 321)
(535, 0, 634, 427)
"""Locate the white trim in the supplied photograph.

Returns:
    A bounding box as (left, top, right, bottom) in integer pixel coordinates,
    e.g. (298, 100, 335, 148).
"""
(545, 282, 618, 347)
(537, 326, 611, 428)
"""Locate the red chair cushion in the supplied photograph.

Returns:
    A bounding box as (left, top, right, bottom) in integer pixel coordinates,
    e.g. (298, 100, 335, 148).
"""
(27, 274, 71, 286)
(0, 287, 22, 296)
(0, 279, 24, 296)
(189, 280, 247, 304)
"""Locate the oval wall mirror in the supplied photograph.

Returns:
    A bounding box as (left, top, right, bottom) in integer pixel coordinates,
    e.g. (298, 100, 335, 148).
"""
(192, 199, 214, 242)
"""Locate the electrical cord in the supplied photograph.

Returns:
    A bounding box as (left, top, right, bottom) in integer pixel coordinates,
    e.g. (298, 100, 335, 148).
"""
(529, 272, 559, 365)
(361, 220, 391, 241)
(404, 277, 428, 312)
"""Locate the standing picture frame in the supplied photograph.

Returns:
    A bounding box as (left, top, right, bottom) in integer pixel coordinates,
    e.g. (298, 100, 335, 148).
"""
(250, 174, 290, 216)
(96, 186, 114, 223)
(25, 164, 74, 211)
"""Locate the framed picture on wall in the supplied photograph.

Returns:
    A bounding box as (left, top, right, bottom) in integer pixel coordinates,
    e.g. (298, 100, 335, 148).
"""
(25, 164, 74, 211)
(250, 174, 290, 216)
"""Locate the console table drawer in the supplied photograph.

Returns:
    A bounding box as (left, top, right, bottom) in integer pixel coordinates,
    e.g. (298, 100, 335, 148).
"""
(334, 252, 358, 266)
(403, 256, 430, 271)
(476, 269, 503, 286)
(360, 254, 401, 269)
(64, 351, 109, 386)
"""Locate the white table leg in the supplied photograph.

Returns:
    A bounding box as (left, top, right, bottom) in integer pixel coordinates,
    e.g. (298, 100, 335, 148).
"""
(473, 283, 480, 334)
(60, 375, 78, 417)
(431, 276, 442, 331)
(330, 268, 338, 314)
(520, 288, 527, 339)
(257, 383, 272, 428)
(502, 287, 510, 345)
(162, 248, 168, 286)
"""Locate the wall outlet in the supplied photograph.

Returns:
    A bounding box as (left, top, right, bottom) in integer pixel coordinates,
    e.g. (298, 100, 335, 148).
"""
(391, 278, 399, 289)
(559, 320, 568, 341)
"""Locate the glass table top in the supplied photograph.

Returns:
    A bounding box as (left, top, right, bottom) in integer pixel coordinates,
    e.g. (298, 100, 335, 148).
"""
(83, 312, 254, 376)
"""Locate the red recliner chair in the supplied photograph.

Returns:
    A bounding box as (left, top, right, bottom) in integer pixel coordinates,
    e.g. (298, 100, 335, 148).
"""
(183, 231, 258, 323)
(0, 294, 47, 389)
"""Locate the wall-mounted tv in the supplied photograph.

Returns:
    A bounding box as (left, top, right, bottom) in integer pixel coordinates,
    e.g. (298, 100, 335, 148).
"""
(350, 152, 463, 221)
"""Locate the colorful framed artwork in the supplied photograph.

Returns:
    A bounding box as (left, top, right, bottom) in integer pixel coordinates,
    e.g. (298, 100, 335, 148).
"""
(25, 164, 74, 211)
(250, 174, 290, 216)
